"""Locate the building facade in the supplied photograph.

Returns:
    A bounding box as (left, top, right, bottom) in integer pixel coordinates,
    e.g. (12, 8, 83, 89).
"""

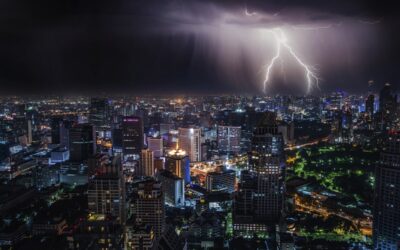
(178, 127, 201, 162)
(373, 131, 400, 250)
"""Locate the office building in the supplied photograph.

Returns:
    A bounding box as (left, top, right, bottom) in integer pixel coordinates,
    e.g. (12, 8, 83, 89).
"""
(165, 146, 190, 184)
(89, 97, 110, 130)
(139, 149, 155, 177)
(122, 116, 144, 158)
(156, 170, 185, 206)
(112, 128, 123, 154)
(88, 156, 125, 224)
(50, 148, 70, 164)
(249, 112, 285, 222)
(133, 179, 165, 238)
(373, 131, 400, 250)
(206, 168, 236, 193)
(217, 125, 241, 155)
(50, 116, 63, 144)
(69, 123, 96, 162)
(147, 137, 163, 158)
(178, 127, 201, 162)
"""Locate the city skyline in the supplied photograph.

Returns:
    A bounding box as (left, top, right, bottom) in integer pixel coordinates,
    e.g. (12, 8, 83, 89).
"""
(0, 1, 399, 250)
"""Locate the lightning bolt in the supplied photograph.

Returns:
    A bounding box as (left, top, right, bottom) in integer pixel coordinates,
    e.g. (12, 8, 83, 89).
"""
(264, 30, 281, 92)
(262, 28, 319, 94)
(243, 9, 319, 93)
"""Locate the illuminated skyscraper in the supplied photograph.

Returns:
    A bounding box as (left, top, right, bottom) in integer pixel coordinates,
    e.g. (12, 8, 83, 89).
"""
(330, 91, 343, 110)
(156, 170, 185, 206)
(205, 168, 236, 193)
(373, 131, 400, 250)
(88, 156, 125, 224)
(13, 116, 32, 146)
(133, 179, 165, 239)
(165, 146, 190, 184)
(178, 127, 201, 162)
(233, 170, 258, 235)
(233, 112, 285, 237)
(248, 112, 285, 222)
(140, 149, 155, 177)
(122, 116, 144, 158)
(217, 125, 241, 155)
(147, 137, 163, 158)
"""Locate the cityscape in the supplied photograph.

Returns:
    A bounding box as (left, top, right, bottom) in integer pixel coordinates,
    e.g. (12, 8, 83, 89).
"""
(0, 1, 399, 250)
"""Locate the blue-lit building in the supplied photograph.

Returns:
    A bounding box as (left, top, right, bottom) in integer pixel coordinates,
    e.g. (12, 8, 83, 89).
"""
(165, 147, 190, 184)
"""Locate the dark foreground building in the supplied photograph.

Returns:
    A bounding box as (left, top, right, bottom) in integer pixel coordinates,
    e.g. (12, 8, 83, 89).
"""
(373, 131, 400, 250)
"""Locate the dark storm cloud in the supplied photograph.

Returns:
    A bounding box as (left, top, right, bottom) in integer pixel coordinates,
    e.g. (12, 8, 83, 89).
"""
(0, 0, 398, 94)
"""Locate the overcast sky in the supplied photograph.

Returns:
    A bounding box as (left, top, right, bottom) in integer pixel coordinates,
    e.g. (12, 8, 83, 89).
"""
(0, 0, 398, 95)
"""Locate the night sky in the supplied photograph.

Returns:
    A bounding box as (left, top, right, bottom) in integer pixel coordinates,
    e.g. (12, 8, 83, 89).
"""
(0, 0, 398, 95)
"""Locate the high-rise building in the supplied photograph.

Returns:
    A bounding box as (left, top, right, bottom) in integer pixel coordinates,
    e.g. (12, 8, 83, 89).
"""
(89, 97, 110, 130)
(51, 116, 63, 144)
(122, 116, 144, 158)
(366, 94, 375, 116)
(147, 137, 163, 158)
(139, 149, 154, 177)
(60, 120, 73, 148)
(88, 156, 125, 224)
(133, 179, 165, 238)
(206, 168, 236, 193)
(112, 128, 123, 154)
(69, 123, 96, 162)
(340, 108, 353, 143)
(233, 170, 257, 230)
(178, 127, 201, 162)
(373, 131, 400, 250)
(233, 113, 285, 237)
(378, 83, 398, 130)
(13, 116, 32, 146)
(330, 91, 343, 110)
(217, 125, 241, 155)
(278, 122, 295, 145)
(165, 147, 190, 184)
(248, 112, 285, 222)
(156, 170, 185, 207)
(379, 83, 397, 113)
